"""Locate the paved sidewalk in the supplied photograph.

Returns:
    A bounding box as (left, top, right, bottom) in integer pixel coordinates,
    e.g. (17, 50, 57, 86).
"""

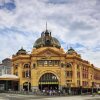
(0, 93, 100, 100)
(38, 95, 100, 100)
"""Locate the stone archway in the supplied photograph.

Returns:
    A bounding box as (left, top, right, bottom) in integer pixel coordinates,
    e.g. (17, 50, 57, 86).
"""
(38, 73, 59, 91)
(23, 82, 31, 91)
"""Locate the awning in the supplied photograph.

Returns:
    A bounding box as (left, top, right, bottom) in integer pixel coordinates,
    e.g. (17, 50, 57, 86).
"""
(0, 74, 19, 81)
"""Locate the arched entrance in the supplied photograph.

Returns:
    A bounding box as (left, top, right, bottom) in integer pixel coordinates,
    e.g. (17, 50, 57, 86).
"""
(39, 73, 59, 91)
(23, 82, 31, 91)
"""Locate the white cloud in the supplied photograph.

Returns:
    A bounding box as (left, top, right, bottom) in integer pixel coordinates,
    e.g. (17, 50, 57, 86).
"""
(0, 0, 100, 67)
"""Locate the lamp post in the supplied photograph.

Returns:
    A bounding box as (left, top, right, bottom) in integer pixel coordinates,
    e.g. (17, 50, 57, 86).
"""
(92, 82, 94, 95)
(27, 69, 30, 93)
(68, 83, 71, 95)
(80, 86, 82, 95)
(27, 79, 29, 93)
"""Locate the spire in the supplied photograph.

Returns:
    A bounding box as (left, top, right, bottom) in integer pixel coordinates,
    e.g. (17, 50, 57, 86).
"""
(21, 46, 23, 49)
(46, 22, 47, 31)
(45, 22, 49, 35)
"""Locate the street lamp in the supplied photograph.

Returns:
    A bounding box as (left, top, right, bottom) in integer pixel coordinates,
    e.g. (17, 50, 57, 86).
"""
(27, 69, 30, 93)
(92, 82, 94, 95)
(68, 83, 71, 95)
(80, 86, 82, 95)
(27, 79, 29, 93)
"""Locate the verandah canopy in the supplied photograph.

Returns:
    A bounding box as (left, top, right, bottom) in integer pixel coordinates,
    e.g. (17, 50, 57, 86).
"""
(0, 74, 19, 80)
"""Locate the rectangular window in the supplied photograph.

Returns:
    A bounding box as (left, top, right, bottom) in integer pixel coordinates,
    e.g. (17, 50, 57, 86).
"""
(37, 60, 60, 67)
(22, 71, 25, 78)
(44, 61, 48, 65)
(77, 72, 80, 78)
(66, 71, 72, 77)
(25, 71, 28, 77)
(48, 60, 53, 66)
(15, 72, 18, 76)
(77, 80, 80, 86)
(22, 70, 31, 78)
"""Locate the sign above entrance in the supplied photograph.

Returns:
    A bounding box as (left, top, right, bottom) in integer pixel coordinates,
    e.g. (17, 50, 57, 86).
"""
(39, 82, 59, 85)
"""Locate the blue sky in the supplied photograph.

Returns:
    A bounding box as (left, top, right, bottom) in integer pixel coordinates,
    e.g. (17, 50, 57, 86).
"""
(0, 0, 100, 67)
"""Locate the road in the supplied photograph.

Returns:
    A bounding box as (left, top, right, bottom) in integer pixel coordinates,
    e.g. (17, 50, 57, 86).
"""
(0, 93, 99, 100)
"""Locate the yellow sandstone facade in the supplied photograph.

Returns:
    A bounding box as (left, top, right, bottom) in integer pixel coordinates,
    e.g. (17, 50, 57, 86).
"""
(12, 29, 100, 94)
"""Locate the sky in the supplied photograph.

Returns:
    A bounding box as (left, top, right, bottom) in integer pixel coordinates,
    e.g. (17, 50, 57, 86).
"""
(0, 0, 100, 68)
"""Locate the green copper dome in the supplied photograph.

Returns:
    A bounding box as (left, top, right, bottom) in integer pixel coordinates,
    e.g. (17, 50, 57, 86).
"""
(33, 30, 61, 49)
(67, 47, 75, 54)
(16, 47, 27, 55)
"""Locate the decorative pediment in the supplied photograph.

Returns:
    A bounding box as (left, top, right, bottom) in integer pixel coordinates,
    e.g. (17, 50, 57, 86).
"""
(36, 48, 64, 57)
(39, 50, 58, 57)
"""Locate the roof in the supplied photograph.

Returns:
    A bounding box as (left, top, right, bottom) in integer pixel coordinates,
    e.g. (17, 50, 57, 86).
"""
(16, 47, 27, 55)
(33, 30, 61, 49)
(2, 58, 11, 61)
(67, 47, 74, 54)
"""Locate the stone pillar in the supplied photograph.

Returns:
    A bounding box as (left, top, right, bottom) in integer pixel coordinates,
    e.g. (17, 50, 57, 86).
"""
(72, 63, 77, 87)
(19, 85, 23, 91)
(80, 65, 82, 86)
(18, 63, 23, 91)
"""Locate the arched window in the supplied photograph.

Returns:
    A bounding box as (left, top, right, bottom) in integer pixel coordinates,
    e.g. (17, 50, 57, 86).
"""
(24, 64, 30, 68)
(66, 63, 72, 68)
(39, 73, 59, 91)
(14, 64, 18, 70)
(39, 73, 58, 82)
(23, 82, 31, 91)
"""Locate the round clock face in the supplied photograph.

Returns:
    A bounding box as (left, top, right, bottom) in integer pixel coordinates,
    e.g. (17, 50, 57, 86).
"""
(45, 40, 51, 45)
